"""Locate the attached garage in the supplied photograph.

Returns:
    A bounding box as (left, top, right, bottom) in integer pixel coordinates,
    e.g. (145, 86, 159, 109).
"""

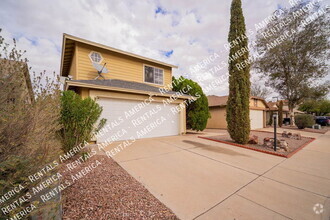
(250, 110, 264, 130)
(96, 97, 180, 142)
(65, 80, 188, 143)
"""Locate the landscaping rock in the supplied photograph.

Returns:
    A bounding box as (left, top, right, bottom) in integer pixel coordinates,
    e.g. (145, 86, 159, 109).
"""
(292, 133, 302, 140)
(62, 155, 179, 219)
(279, 139, 289, 151)
(263, 142, 273, 148)
(282, 131, 288, 137)
(263, 137, 273, 148)
(264, 137, 271, 142)
(248, 135, 258, 144)
(287, 132, 293, 138)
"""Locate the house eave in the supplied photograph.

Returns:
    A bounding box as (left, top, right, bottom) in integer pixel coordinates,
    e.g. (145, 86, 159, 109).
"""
(65, 81, 191, 99)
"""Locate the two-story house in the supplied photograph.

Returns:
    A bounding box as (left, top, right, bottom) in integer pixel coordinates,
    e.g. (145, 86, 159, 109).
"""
(60, 34, 188, 143)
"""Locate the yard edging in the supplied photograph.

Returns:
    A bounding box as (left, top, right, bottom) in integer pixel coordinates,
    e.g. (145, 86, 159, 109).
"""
(198, 131, 315, 158)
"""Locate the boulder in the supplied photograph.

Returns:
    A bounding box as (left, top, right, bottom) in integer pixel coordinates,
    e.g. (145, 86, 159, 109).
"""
(287, 132, 293, 138)
(263, 141, 273, 148)
(263, 137, 273, 148)
(279, 139, 289, 151)
(264, 137, 271, 142)
(248, 135, 258, 144)
(292, 133, 302, 140)
(282, 131, 288, 137)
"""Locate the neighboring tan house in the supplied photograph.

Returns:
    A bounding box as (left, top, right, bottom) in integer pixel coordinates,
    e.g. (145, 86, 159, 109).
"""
(0, 59, 34, 104)
(266, 101, 289, 124)
(60, 34, 189, 143)
(206, 95, 269, 130)
(266, 100, 303, 125)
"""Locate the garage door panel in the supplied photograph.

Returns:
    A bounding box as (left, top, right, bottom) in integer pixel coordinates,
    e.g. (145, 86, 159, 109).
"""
(96, 98, 180, 142)
(250, 110, 263, 130)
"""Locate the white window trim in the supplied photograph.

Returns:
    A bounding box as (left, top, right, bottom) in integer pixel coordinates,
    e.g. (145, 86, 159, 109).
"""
(89, 51, 103, 64)
(143, 64, 165, 86)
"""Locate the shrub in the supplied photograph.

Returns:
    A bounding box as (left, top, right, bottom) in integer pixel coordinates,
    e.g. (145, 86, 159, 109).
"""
(172, 76, 210, 131)
(294, 114, 314, 129)
(59, 90, 106, 153)
(268, 111, 273, 125)
(0, 30, 62, 219)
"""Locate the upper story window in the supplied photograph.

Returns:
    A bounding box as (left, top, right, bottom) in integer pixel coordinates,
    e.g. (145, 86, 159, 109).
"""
(89, 51, 103, 63)
(144, 65, 164, 85)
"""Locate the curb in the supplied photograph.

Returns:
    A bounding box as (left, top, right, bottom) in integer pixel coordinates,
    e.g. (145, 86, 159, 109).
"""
(286, 137, 315, 158)
(198, 135, 315, 158)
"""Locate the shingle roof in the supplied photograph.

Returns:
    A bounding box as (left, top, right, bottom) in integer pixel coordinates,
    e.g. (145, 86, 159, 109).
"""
(267, 101, 290, 112)
(207, 95, 229, 107)
(267, 101, 278, 110)
(207, 95, 270, 108)
(70, 79, 190, 97)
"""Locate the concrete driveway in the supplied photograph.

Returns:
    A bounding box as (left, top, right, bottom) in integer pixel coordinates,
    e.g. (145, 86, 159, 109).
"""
(99, 129, 330, 220)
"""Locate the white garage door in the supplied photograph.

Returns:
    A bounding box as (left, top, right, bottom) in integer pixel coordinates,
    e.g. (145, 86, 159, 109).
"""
(96, 98, 180, 143)
(250, 110, 264, 130)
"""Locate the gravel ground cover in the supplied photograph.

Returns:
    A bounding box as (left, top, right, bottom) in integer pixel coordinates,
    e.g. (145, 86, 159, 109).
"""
(61, 155, 178, 219)
(203, 131, 313, 157)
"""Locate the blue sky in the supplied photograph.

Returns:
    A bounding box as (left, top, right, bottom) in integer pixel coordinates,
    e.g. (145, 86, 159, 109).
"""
(0, 0, 329, 97)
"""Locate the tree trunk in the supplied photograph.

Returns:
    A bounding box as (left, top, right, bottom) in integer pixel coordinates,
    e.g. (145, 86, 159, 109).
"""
(289, 107, 294, 126)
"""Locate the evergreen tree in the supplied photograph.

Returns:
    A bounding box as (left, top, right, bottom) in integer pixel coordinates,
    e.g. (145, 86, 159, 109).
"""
(226, 0, 251, 144)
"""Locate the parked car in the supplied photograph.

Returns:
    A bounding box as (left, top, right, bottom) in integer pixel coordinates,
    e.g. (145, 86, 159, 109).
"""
(315, 116, 330, 126)
(283, 118, 290, 125)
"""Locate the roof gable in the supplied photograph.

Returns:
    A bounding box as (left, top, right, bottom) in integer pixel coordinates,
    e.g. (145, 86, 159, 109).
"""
(60, 34, 178, 77)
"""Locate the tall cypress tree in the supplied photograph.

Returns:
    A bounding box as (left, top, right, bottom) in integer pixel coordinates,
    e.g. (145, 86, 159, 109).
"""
(226, 0, 250, 144)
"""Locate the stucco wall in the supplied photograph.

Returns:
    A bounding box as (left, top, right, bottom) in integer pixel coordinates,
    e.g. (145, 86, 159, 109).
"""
(206, 106, 227, 129)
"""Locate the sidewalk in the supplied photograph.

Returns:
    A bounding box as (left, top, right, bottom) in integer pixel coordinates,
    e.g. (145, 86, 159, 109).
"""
(196, 130, 330, 220)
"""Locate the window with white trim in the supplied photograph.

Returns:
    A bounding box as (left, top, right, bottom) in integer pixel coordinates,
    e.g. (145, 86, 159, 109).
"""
(144, 65, 163, 85)
(89, 51, 103, 63)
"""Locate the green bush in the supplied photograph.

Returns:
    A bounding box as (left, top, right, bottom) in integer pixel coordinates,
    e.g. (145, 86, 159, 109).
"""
(172, 76, 210, 131)
(59, 90, 106, 153)
(268, 111, 273, 125)
(294, 114, 314, 129)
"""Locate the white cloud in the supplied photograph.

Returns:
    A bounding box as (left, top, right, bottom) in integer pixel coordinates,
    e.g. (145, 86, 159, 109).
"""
(1, 0, 318, 96)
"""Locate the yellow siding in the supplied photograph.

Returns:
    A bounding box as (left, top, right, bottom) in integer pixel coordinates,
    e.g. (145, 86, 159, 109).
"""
(74, 43, 172, 88)
(249, 98, 267, 110)
(79, 88, 89, 99)
(206, 107, 227, 129)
